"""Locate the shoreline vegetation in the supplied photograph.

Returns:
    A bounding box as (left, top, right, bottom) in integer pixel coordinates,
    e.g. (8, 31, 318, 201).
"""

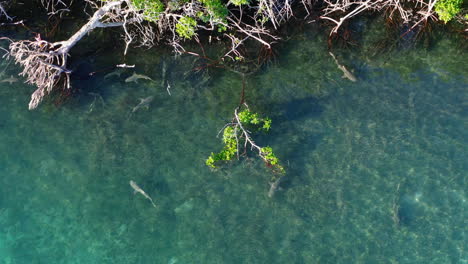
(0, 0, 465, 110)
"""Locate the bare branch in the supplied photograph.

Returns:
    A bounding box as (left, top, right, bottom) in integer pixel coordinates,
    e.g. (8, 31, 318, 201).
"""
(40, 0, 73, 14)
(0, 2, 13, 21)
(319, 0, 440, 37)
(7, 0, 126, 109)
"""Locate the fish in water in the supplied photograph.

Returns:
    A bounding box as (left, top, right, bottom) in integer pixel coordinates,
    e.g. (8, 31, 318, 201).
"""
(161, 60, 167, 87)
(125, 72, 154, 83)
(104, 68, 125, 80)
(0, 75, 19, 84)
(268, 177, 283, 198)
(329, 52, 357, 82)
(130, 180, 156, 208)
(132, 96, 154, 113)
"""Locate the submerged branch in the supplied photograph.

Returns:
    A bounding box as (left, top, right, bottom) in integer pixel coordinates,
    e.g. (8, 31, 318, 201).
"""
(207, 102, 285, 196)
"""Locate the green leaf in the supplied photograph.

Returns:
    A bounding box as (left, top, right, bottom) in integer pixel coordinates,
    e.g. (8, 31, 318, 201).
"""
(176, 16, 198, 39)
(130, 0, 165, 22)
(435, 0, 463, 23)
(230, 0, 249, 6)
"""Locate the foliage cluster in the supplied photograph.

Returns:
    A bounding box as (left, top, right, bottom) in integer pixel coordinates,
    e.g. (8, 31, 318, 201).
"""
(206, 109, 284, 174)
(103, 0, 230, 38)
(230, 0, 249, 6)
(176, 16, 198, 39)
(435, 0, 464, 23)
(260, 147, 280, 167)
(198, 0, 228, 27)
(127, 0, 230, 37)
(238, 109, 272, 131)
(131, 0, 165, 22)
(206, 126, 238, 168)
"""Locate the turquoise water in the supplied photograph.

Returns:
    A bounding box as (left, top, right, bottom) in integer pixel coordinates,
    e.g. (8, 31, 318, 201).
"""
(0, 24, 466, 263)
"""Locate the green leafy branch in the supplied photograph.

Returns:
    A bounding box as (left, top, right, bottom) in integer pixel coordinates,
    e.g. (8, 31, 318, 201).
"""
(176, 16, 198, 39)
(435, 0, 464, 23)
(130, 0, 165, 22)
(206, 105, 285, 175)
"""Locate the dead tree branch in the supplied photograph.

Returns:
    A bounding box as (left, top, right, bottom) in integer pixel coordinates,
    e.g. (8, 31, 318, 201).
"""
(255, 0, 297, 29)
(6, 0, 159, 109)
(40, 0, 73, 15)
(8, 0, 125, 109)
(0, 2, 12, 21)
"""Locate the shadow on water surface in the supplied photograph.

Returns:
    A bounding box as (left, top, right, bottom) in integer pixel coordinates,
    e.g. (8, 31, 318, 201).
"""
(276, 96, 325, 122)
(397, 193, 423, 227)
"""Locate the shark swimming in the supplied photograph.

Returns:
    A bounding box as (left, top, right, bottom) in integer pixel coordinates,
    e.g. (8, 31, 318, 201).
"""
(130, 180, 156, 208)
(104, 68, 125, 80)
(132, 96, 154, 113)
(329, 52, 357, 82)
(125, 72, 154, 83)
(0, 75, 19, 84)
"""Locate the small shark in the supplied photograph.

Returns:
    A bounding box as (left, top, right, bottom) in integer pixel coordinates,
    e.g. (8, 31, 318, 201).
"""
(268, 177, 283, 198)
(161, 60, 167, 87)
(0, 75, 19, 84)
(104, 68, 125, 80)
(132, 96, 154, 113)
(130, 180, 156, 208)
(329, 52, 357, 82)
(125, 72, 153, 83)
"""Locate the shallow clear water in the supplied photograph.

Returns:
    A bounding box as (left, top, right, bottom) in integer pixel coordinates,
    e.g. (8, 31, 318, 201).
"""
(0, 23, 466, 264)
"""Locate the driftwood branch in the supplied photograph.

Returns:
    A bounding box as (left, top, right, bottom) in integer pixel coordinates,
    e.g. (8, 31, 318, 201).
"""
(6, 0, 156, 109)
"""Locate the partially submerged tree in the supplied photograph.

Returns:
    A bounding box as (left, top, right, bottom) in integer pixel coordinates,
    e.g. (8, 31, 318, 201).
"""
(206, 103, 285, 197)
(6, 0, 156, 109)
